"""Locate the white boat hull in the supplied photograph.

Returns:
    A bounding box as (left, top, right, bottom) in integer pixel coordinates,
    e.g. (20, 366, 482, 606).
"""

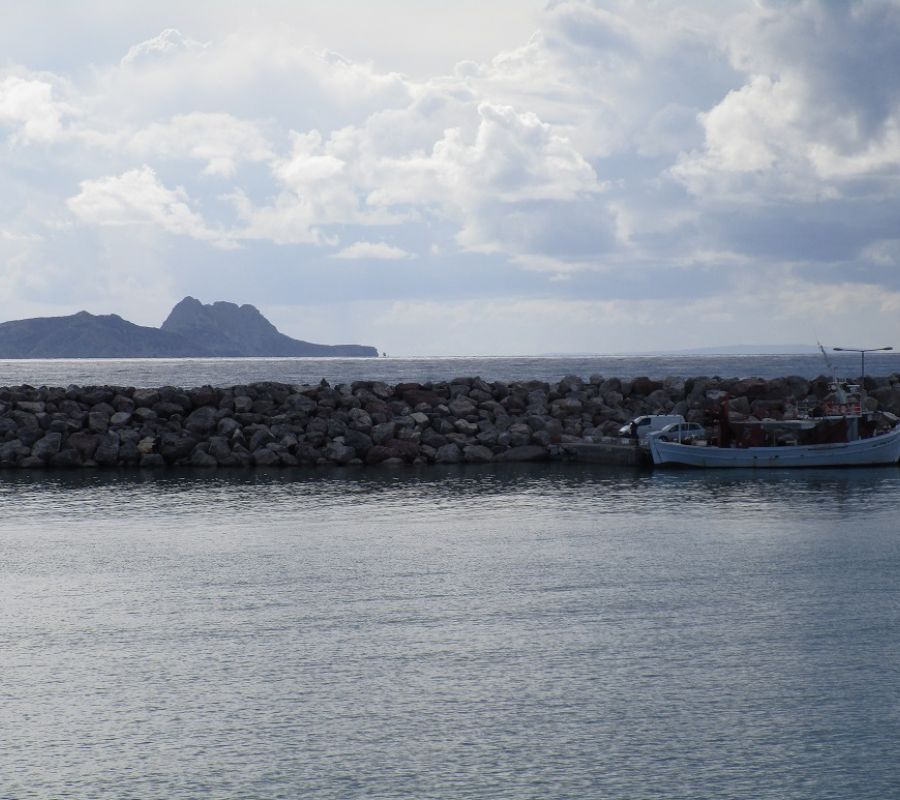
(649, 425, 900, 468)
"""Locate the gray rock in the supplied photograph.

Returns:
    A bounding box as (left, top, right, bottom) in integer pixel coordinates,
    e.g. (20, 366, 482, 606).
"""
(159, 432, 198, 463)
(0, 439, 30, 466)
(463, 444, 494, 463)
(93, 432, 121, 465)
(252, 447, 280, 466)
(249, 427, 275, 451)
(190, 448, 218, 467)
(132, 389, 161, 407)
(508, 423, 533, 447)
(448, 397, 476, 418)
(499, 445, 549, 462)
(452, 418, 478, 436)
(88, 411, 109, 433)
(50, 448, 82, 468)
(371, 421, 397, 445)
(217, 416, 241, 436)
(110, 411, 132, 427)
(435, 443, 463, 464)
(139, 453, 166, 468)
(343, 429, 373, 453)
(67, 431, 100, 460)
(421, 429, 448, 449)
(184, 406, 218, 435)
(234, 395, 254, 413)
(31, 432, 62, 461)
(347, 407, 373, 430)
(323, 441, 356, 465)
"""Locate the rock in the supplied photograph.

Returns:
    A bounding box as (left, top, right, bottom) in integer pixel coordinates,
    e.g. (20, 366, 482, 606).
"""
(435, 443, 463, 464)
(421, 429, 448, 449)
(252, 447, 280, 466)
(159, 432, 198, 463)
(132, 389, 161, 407)
(119, 440, 141, 464)
(463, 444, 494, 463)
(185, 405, 219, 435)
(410, 411, 430, 427)
(371, 421, 397, 445)
(448, 397, 477, 418)
(217, 417, 241, 436)
(0, 440, 30, 466)
(248, 427, 275, 451)
(110, 411, 132, 427)
(507, 423, 533, 447)
(139, 453, 166, 468)
(50, 448, 82, 468)
(67, 432, 100, 460)
(454, 419, 479, 436)
(499, 445, 549, 462)
(93, 432, 121, 465)
(190, 448, 218, 467)
(188, 386, 219, 408)
(323, 441, 356, 465)
(343, 429, 373, 453)
(347, 407, 373, 430)
(31, 432, 62, 461)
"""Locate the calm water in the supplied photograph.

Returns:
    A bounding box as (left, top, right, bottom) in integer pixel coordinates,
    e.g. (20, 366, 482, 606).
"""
(2, 352, 900, 388)
(2, 464, 899, 799)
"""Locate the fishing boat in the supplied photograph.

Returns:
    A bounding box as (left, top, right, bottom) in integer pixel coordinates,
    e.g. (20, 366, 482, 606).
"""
(649, 381, 900, 468)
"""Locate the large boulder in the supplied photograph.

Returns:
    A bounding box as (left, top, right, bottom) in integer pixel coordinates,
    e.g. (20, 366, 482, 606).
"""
(184, 405, 219, 435)
(159, 432, 198, 464)
(498, 445, 549, 462)
(434, 443, 463, 464)
(93, 432, 121, 465)
(31, 432, 62, 461)
(323, 441, 357, 465)
(463, 445, 494, 463)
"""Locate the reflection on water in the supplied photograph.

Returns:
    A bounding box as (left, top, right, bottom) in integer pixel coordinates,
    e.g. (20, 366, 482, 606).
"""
(1, 464, 899, 799)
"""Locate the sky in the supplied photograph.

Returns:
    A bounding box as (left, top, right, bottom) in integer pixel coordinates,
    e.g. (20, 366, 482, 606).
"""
(1, 0, 899, 356)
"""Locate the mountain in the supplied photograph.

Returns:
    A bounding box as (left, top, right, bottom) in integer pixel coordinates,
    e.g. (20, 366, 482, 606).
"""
(0, 299, 378, 358)
(160, 297, 377, 357)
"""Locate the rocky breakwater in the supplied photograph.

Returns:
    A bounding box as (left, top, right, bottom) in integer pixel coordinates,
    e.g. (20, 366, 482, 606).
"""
(1, 374, 900, 469)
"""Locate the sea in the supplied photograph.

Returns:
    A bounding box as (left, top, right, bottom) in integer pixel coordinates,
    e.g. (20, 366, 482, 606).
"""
(2, 355, 900, 799)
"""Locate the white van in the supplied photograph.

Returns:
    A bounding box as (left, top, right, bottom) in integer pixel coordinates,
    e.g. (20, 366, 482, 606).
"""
(618, 414, 685, 442)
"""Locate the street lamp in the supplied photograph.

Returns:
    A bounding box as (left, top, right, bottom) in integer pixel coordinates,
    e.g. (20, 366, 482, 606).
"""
(833, 346, 893, 386)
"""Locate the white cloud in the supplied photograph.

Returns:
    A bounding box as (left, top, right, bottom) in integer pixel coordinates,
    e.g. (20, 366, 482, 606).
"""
(0, 74, 76, 144)
(675, 1, 900, 202)
(331, 241, 412, 260)
(128, 112, 273, 176)
(66, 165, 232, 247)
(2, 2, 900, 353)
(120, 28, 208, 66)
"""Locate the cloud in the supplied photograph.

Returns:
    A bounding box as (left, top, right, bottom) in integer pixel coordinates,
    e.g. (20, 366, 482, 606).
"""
(675, 1, 900, 203)
(331, 241, 412, 260)
(127, 112, 273, 176)
(0, 74, 76, 144)
(3, 2, 900, 352)
(120, 28, 208, 66)
(66, 165, 232, 247)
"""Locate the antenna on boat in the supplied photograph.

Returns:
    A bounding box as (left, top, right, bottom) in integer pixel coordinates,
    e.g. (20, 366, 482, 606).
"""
(817, 341, 837, 384)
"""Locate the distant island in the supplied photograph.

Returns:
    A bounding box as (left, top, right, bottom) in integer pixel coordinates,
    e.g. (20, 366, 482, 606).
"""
(0, 297, 379, 358)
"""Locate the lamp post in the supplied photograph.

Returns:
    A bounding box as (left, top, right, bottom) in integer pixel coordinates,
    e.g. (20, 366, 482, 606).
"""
(833, 346, 893, 386)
